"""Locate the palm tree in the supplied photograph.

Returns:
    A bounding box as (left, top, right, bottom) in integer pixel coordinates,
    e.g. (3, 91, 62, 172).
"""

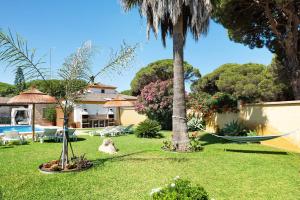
(0, 30, 137, 169)
(122, 0, 212, 151)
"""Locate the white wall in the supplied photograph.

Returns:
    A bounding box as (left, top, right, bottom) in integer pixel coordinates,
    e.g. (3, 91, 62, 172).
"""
(73, 103, 116, 123)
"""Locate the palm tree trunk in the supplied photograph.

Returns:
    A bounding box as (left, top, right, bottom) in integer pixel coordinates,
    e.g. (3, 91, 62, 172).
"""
(172, 15, 189, 151)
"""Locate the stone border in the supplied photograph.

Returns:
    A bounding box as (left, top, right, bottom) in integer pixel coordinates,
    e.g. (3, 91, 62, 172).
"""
(38, 163, 93, 174)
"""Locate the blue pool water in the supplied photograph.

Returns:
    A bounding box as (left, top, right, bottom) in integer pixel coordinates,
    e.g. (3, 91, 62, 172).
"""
(0, 126, 44, 134)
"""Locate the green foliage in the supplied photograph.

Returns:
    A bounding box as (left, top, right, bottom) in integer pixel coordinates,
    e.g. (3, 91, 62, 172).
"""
(188, 92, 238, 119)
(162, 140, 176, 151)
(134, 119, 162, 138)
(120, 89, 133, 96)
(70, 154, 92, 170)
(212, 1, 300, 99)
(14, 66, 26, 93)
(44, 107, 56, 123)
(268, 56, 294, 100)
(247, 130, 258, 137)
(191, 63, 231, 95)
(27, 79, 87, 99)
(162, 136, 204, 152)
(151, 177, 209, 200)
(131, 59, 200, 95)
(192, 63, 286, 102)
(219, 121, 249, 136)
(0, 82, 15, 97)
(187, 117, 205, 132)
(188, 136, 204, 152)
(212, 0, 299, 59)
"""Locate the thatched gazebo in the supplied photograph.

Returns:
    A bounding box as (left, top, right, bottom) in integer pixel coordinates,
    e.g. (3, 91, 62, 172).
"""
(8, 87, 57, 140)
(104, 95, 134, 125)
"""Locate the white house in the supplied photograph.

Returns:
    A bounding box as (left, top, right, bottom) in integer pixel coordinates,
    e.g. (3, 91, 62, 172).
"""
(67, 83, 137, 128)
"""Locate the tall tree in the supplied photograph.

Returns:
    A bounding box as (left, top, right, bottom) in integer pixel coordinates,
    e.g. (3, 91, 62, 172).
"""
(213, 0, 300, 99)
(131, 59, 201, 96)
(14, 66, 26, 93)
(192, 63, 287, 102)
(122, 0, 212, 151)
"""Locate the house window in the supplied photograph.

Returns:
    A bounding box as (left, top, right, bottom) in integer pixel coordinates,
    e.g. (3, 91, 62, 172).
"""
(101, 89, 105, 93)
(42, 108, 47, 119)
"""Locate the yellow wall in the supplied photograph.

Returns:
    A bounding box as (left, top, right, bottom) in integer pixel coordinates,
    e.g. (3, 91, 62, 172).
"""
(120, 107, 147, 125)
(206, 100, 300, 153)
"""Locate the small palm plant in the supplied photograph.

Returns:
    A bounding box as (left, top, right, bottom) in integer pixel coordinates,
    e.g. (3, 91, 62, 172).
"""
(0, 29, 137, 169)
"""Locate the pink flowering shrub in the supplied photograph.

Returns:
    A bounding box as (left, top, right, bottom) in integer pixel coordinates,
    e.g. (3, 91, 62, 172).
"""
(135, 80, 173, 130)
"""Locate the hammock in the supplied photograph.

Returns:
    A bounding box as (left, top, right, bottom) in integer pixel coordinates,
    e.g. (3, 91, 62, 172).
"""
(210, 129, 298, 143)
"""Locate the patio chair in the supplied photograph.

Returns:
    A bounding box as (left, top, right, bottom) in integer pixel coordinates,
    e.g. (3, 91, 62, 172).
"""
(109, 126, 122, 137)
(68, 129, 77, 141)
(109, 125, 134, 136)
(39, 128, 58, 142)
(89, 126, 114, 137)
(88, 128, 107, 136)
(57, 128, 77, 142)
(2, 131, 25, 145)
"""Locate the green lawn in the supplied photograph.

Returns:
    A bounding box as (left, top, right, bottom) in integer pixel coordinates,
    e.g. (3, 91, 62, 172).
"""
(0, 132, 299, 200)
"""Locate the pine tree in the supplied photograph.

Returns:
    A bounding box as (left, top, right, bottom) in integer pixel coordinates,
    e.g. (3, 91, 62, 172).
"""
(14, 66, 26, 93)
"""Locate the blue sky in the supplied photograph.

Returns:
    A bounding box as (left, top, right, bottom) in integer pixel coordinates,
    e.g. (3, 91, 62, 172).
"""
(0, 0, 273, 92)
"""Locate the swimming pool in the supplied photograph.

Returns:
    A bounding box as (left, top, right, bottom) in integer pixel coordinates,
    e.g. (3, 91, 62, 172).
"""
(0, 126, 44, 134)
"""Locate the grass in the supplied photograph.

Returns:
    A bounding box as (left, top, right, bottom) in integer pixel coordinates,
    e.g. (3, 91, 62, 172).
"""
(0, 131, 299, 200)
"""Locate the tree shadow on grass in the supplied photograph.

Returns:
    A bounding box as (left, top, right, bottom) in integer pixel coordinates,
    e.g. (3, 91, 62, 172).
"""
(43, 137, 86, 143)
(199, 133, 229, 146)
(0, 146, 14, 149)
(224, 149, 288, 155)
(91, 150, 190, 168)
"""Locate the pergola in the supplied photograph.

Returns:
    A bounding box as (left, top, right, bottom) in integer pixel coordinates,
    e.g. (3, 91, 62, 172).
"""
(8, 87, 57, 140)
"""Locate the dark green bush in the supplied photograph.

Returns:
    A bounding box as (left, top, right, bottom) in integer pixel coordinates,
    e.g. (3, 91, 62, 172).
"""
(151, 177, 209, 200)
(135, 119, 162, 138)
(44, 107, 56, 123)
(219, 120, 249, 136)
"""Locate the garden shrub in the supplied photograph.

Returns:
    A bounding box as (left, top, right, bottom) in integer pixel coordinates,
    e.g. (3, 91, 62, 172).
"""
(162, 140, 176, 151)
(162, 136, 204, 152)
(219, 120, 249, 136)
(44, 107, 56, 124)
(187, 117, 205, 131)
(135, 119, 162, 138)
(150, 176, 209, 200)
(188, 137, 204, 152)
(247, 130, 258, 136)
(188, 92, 238, 120)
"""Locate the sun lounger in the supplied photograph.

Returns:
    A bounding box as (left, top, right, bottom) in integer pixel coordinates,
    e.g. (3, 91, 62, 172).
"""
(39, 128, 58, 142)
(68, 129, 77, 141)
(88, 127, 111, 136)
(2, 131, 25, 145)
(57, 128, 77, 142)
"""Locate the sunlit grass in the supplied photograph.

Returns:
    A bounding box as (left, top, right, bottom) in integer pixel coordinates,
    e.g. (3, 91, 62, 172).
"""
(0, 131, 299, 200)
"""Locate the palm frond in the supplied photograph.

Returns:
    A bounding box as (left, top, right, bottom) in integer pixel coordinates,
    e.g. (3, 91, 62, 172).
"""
(121, 0, 212, 46)
(58, 41, 94, 103)
(0, 29, 48, 81)
(94, 41, 138, 78)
